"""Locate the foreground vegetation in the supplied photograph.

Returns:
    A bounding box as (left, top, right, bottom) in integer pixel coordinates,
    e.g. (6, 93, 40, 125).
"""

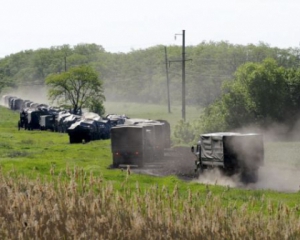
(0, 105, 300, 238)
(1, 170, 300, 239)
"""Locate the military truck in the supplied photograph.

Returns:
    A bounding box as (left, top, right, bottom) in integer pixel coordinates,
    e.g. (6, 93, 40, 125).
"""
(134, 120, 166, 160)
(124, 118, 171, 154)
(191, 132, 264, 183)
(111, 124, 155, 168)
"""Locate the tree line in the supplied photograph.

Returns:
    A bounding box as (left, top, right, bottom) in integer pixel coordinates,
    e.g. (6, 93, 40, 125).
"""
(2, 42, 300, 140)
(1, 42, 300, 107)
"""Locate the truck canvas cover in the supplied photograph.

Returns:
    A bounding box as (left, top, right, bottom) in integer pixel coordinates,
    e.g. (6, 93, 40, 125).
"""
(200, 132, 264, 167)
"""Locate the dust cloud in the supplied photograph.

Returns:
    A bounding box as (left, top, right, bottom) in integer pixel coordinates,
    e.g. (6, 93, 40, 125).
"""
(250, 165, 300, 192)
(193, 166, 300, 193)
(194, 169, 242, 188)
(191, 122, 300, 193)
(1, 86, 50, 105)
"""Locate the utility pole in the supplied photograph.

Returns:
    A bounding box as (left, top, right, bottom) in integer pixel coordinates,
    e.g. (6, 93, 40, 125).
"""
(182, 30, 186, 121)
(164, 46, 171, 113)
(64, 55, 67, 72)
(173, 30, 191, 121)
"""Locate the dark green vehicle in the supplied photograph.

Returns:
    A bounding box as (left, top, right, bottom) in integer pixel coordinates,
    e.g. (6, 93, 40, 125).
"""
(61, 114, 81, 133)
(191, 132, 264, 183)
(26, 109, 42, 130)
(96, 120, 111, 140)
(18, 109, 28, 130)
(26, 108, 49, 130)
(54, 112, 71, 133)
(39, 115, 56, 131)
(111, 124, 155, 168)
(67, 119, 97, 143)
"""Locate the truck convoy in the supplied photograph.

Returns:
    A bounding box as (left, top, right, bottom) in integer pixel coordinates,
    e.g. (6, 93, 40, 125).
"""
(191, 132, 264, 183)
(3, 95, 265, 184)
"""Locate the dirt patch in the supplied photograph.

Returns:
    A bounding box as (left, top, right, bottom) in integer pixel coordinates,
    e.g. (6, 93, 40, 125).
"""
(131, 147, 300, 193)
(132, 147, 197, 179)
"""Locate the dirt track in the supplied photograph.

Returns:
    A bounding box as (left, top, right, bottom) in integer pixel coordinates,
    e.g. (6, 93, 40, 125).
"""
(130, 146, 300, 193)
(131, 146, 197, 180)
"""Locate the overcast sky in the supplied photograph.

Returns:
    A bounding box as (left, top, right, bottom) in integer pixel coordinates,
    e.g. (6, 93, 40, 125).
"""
(1, 0, 300, 57)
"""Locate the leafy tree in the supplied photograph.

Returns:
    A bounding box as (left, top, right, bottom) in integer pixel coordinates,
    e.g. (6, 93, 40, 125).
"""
(46, 65, 105, 114)
(224, 59, 290, 126)
(88, 98, 105, 116)
(173, 120, 195, 144)
(200, 58, 300, 132)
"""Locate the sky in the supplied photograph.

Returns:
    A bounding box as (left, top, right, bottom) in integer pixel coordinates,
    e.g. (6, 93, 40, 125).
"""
(1, 0, 300, 57)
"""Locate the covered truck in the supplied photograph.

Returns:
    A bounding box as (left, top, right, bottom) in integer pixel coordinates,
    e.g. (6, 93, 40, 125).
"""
(191, 132, 264, 183)
(111, 124, 155, 168)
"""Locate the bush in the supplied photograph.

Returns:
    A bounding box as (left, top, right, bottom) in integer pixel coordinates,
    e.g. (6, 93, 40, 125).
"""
(173, 120, 195, 144)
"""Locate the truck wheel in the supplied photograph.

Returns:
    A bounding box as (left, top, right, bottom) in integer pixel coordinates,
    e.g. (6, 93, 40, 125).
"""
(241, 169, 258, 184)
(194, 160, 205, 178)
(113, 160, 119, 168)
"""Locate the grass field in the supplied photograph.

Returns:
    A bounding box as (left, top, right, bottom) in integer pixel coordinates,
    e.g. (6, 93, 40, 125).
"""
(0, 103, 300, 238)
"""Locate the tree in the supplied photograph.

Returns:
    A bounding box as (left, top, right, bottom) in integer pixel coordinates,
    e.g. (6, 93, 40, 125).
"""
(223, 58, 289, 127)
(46, 65, 105, 114)
(200, 58, 300, 132)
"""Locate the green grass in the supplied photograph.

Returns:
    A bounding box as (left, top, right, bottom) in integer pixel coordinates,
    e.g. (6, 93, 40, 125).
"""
(0, 104, 300, 212)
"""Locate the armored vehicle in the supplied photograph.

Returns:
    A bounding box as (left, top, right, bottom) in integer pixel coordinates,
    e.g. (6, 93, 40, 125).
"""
(11, 98, 23, 111)
(3, 95, 14, 108)
(26, 109, 42, 130)
(191, 132, 264, 183)
(105, 114, 127, 126)
(62, 114, 81, 133)
(39, 115, 56, 131)
(26, 108, 49, 130)
(67, 118, 99, 143)
(54, 111, 71, 132)
(18, 109, 29, 130)
(23, 100, 33, 108)
(96, 120, 111, 140)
